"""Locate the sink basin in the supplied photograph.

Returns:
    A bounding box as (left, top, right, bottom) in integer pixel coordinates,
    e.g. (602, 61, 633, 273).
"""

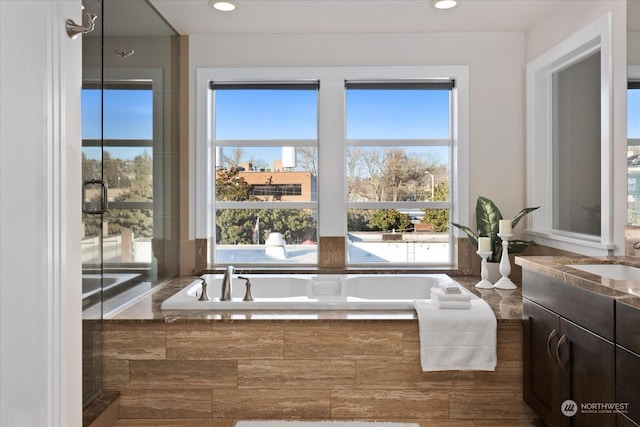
(567, 264, 640, 281)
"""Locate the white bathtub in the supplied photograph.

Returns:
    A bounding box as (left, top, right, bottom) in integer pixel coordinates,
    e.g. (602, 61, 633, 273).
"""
(160, 273, 476, 310)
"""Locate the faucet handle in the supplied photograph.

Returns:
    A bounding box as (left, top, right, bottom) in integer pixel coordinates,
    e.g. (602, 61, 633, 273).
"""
(197, 277, 210, 301)
(238, 276, 254, 302)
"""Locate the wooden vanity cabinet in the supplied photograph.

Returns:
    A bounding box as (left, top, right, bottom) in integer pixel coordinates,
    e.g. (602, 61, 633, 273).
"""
(522, 270, 616, 427)
(522, 299, 561, 425)
(616, 301, 640, 426)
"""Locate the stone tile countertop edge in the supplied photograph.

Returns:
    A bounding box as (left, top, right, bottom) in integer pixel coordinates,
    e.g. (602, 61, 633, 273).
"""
(515, 255, 640, 310)
(105, 274, 523, 323)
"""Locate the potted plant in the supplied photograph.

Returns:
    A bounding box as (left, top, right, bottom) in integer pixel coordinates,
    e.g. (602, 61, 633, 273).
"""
(452, 196, 539, 263)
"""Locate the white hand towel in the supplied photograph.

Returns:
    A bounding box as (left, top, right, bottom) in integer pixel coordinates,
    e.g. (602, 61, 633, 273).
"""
(431, 287, 472, 302)
(413, 298, 497, 371)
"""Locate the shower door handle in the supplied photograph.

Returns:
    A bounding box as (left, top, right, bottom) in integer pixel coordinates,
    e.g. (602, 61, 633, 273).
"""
(82, 179, 108, 214)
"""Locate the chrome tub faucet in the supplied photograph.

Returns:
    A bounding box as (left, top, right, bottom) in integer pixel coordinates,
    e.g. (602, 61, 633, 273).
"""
(221, 265, 234, 301)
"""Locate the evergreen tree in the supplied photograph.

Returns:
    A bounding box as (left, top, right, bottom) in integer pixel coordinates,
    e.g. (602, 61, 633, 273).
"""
(421, 180, 450, 232)
(369, 209, 412, 232)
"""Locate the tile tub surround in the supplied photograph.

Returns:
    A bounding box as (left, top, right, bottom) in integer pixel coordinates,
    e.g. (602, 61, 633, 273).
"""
(101, 275, 536, 425)
(103, 318, 533, 425)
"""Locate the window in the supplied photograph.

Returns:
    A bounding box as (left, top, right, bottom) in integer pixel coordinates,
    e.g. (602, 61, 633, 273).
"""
(252, 184, 303, 197)
(345, 81, 453, 265)
(197, 67, 468, 267)
(628, 78, 640, 224)
(210, 82, 319, 264)
(82, 81, 156, 266)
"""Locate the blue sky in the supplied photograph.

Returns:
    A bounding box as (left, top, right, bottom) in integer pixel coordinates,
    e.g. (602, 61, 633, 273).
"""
(83, 86, 639, 164)
(213, 88, 450, 167)
(82, 89, 153, 160)
(630, 88, 640, 138)
(213, 88, 450, 140)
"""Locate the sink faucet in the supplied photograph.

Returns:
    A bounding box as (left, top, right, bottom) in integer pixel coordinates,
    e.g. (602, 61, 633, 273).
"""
(221, 265, 234, 301)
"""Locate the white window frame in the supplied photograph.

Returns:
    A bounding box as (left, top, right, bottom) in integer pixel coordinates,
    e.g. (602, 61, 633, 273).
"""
(628, 65, 640, 221)
(195, 66, 469, 267)
(344, 81, 455, 266)
(526, 13, 614, 255)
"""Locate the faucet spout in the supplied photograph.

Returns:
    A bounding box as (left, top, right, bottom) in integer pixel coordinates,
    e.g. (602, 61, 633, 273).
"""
(221, 265, 234, 301)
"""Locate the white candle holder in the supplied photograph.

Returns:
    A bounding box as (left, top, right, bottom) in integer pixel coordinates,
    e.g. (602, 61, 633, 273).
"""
(494, 233, 517, 290)
(476, 250, 494, 289)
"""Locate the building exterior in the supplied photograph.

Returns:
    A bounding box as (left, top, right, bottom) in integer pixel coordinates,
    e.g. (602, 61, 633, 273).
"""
(236, 161, 316, 202)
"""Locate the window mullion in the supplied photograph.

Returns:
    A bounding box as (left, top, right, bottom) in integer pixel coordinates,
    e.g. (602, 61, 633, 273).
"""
(346, 138, 451, 147)
(318, 78, 347, 236)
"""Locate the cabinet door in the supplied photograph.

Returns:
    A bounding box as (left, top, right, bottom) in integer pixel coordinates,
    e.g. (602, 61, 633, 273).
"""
(558, 318, 616, 427)
(617, 345, 640, 425)
(523, 298, 561, 426)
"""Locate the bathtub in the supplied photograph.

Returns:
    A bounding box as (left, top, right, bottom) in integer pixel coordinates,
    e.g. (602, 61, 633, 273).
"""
(160, 273, 476, 310)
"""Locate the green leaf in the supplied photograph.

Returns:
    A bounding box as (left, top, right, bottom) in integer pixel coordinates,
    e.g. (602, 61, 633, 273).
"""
(491, 235, 503, 262)
(511, 206, 540, 228)
(455, 196, 540, 262)
(476, 196, 502, 238)
(451, 222, 478, 249)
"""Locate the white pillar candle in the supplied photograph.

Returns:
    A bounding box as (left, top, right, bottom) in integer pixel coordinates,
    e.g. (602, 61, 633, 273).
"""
(499, 219, 512, 234)
(478, 237, 491, 252)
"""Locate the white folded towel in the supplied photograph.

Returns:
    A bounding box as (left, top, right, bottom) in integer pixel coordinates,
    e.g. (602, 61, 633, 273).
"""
(436, 300, 471, 309)
(413, 298, 497, 371)
(431, 287, 472, 302)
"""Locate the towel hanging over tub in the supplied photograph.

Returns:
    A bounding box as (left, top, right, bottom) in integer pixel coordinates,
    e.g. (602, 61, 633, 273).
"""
(413, 298, 497, 371)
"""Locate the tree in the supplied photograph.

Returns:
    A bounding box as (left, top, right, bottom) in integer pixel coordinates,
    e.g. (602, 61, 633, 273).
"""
(421, 180, 450, 232)
(216, 207, 315, 244)
(369, 209, 412, 232)
(346, 147, 448, 202)
(258, 208, 315, 243)
(297, 147, 317, 175)
(82, 152, 101, 182)
(103, 151, 153, 238)
(223, 147, 244, 168)
(347, 209, 373, 231)
(83, 176, 154, 239)
(82, 151, 153, 238)
(216, 166, 253, 201)
(216, 208, 260, 244)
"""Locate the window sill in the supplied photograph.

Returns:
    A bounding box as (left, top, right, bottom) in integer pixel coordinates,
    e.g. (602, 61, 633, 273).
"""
(524, 229, 615, 256)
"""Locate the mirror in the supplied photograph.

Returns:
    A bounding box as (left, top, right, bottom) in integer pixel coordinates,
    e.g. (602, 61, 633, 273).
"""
(553, 51, 602, 236)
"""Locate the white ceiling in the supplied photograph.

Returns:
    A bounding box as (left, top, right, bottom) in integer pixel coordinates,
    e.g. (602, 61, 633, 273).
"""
(147, 0, 568, 36)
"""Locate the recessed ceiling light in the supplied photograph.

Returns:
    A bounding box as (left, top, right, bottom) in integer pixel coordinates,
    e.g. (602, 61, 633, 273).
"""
(431, 0, 458, 10)
(209, 0, 236, 12)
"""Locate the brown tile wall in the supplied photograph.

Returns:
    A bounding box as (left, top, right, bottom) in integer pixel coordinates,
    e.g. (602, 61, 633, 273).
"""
(104, 320, 537, 425)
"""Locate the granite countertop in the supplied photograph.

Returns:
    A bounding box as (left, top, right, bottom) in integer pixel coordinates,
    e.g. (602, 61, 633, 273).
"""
(515, 255, 640, 309)
(105, 274, 523, 323)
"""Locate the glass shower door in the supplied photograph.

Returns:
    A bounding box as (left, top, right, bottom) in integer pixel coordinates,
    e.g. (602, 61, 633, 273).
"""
(81, 0, 179, 410)
(81, 65, 105, 410)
